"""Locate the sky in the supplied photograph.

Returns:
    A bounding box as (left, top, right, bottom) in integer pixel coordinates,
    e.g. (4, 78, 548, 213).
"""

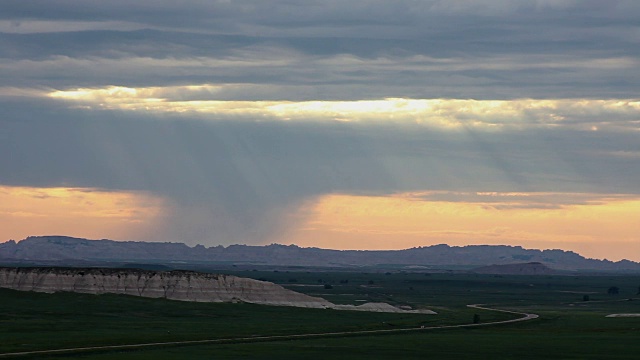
(1, 1, 639, 261)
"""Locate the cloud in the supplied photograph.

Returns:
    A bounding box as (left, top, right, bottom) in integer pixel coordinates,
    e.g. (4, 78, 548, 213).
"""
(2, 1, 640, 98)
(395, 191, 639, 209)
(0, 20, 147, 34)
(38, 86, 640, 132)
(2, 93, 640, 245)
(1, 1, 639, 250)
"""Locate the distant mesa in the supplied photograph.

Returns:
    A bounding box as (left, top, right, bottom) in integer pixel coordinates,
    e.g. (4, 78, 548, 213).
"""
(1, 235, 639, 273)
(471, 262, 557, 275)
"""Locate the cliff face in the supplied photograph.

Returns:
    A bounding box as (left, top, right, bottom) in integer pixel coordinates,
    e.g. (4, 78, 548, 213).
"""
(0, 267, 332, 308)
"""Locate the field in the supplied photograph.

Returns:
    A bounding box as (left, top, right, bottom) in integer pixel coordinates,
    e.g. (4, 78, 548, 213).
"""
(1, 269, 639, 359)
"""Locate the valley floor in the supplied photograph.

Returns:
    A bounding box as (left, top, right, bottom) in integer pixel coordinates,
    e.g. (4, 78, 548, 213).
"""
(1, 271, 639, 359)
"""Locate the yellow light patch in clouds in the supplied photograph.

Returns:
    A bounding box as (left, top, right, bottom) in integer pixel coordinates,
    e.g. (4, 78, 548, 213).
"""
(46, 85, 640, 130)
(282, 192, 640, 261)
(0, 185, 166, 242)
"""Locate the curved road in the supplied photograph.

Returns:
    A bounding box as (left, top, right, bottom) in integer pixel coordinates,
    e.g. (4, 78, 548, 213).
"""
(0, 305, 538, 358)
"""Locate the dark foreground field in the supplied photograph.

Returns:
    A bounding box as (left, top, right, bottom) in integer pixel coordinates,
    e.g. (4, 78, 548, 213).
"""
(1, 270, 639, 359)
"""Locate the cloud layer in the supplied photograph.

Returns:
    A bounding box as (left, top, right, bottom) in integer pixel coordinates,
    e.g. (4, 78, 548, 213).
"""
(2, 1, 640, 98)
(1, 1, 639, 253)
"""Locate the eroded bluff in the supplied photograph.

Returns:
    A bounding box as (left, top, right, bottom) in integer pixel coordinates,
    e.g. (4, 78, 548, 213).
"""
(0, 267, 331, 308)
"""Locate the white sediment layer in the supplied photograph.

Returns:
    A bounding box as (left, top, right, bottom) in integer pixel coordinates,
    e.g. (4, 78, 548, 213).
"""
(0, 267, 436, 314)
(605, 314, 640, 317)
(0, 267, 331, 308)
(332, 302, 437, 314)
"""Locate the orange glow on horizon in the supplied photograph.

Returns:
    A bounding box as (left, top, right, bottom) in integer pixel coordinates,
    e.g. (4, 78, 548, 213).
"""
(0, 185, 166, 242)
(280, 193, 640, 262)
(2, 185, 639, 263)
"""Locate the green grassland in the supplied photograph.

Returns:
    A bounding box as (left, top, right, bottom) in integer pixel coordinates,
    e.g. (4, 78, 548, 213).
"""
(1, 270, 639, 359)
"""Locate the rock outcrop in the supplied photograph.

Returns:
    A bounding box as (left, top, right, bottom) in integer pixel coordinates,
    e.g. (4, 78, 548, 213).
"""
(0, 267, 437, 314)
(0, 267, 332, 308)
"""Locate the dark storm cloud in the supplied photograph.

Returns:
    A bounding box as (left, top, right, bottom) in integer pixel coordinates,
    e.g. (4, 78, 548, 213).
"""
(2, 96, 639, 244)
(1, 1, 640, 245)
(1, 1, 639, 98)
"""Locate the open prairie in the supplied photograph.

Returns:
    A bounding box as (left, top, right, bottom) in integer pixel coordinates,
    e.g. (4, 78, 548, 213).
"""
(1, 270, 639, 359)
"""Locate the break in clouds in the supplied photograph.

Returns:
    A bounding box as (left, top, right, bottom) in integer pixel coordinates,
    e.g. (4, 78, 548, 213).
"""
(1, 1, 639, 246)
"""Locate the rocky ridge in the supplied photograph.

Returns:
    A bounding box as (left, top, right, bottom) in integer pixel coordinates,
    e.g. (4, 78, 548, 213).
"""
(2, 236, 639, 272)
(0, 267, 435, 314)
(0, 267, 331, 308)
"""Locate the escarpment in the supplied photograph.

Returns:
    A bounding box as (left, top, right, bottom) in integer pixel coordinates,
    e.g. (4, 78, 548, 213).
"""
(0, 267, 332, 308)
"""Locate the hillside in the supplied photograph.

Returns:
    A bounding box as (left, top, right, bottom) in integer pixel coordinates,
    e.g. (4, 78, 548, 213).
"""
(1, 236, 639, 272)
(472, 262, 558, 275)
(0, 267, 436, 314)
(0, 267, 330, 308)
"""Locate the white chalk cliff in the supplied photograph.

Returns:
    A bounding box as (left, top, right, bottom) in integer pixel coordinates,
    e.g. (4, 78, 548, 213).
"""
(0, 267, 331, 308)
(0, 267, 436, 314)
